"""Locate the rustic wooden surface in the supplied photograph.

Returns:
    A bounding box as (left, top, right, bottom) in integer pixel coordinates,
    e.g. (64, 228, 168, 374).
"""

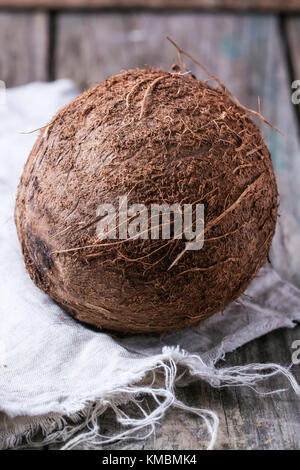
(0, 12, 49, 87)
(43, 327, 300, 450)
(110, 328, 300, 450)
(0, 10, 300, 450)
(286, 17, 300, 82)
(1, 0, 300, 11)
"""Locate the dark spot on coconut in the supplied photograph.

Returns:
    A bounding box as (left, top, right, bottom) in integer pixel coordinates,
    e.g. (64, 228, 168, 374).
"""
(32, 237, 53, 274)
(33, 176, 39, 190)
(15, 67, 278, 334)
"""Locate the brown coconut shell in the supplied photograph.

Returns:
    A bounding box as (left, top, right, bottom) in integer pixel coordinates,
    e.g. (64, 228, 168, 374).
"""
(15, 68, 278, 334)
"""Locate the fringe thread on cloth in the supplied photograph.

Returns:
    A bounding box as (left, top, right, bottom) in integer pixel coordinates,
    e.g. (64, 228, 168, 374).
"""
(1, 346, 299, 450)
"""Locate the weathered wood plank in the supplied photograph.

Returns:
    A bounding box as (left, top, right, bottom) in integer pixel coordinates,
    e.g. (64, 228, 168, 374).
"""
(44, 326, 300, 450)
(1, 0, 300, 11)
(105, 326, 300, 450)
(0, 12, 49, 87)
(286, 16, 300, 81)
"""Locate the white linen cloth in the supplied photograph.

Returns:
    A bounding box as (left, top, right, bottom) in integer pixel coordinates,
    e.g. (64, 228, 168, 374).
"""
(0, 80, 299, 450)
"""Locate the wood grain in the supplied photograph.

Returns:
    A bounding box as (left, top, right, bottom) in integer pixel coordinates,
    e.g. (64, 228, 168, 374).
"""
(0, 0, 300, 11)
(122, 327, 300, 450)
(286, 16, 300, 80)
(43, 326, 300, 450)
(0, 12, 49, 87)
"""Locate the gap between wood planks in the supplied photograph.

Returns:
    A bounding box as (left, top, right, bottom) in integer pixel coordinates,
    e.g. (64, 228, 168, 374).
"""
(280, 14, 300, 139)
(48, 10, 57, 82)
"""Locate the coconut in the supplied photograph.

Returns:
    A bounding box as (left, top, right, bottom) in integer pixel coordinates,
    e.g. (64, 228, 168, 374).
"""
(15, 67, 278, 334)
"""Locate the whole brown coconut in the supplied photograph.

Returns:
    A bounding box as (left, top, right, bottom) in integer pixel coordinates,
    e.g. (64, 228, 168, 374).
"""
(15, 68, 278, 334)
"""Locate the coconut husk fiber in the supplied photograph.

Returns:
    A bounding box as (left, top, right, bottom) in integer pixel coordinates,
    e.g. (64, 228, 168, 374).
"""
(15, 66, 278, 334)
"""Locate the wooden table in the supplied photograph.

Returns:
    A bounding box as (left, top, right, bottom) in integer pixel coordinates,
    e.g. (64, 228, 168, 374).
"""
(0, 5, 300, 450)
